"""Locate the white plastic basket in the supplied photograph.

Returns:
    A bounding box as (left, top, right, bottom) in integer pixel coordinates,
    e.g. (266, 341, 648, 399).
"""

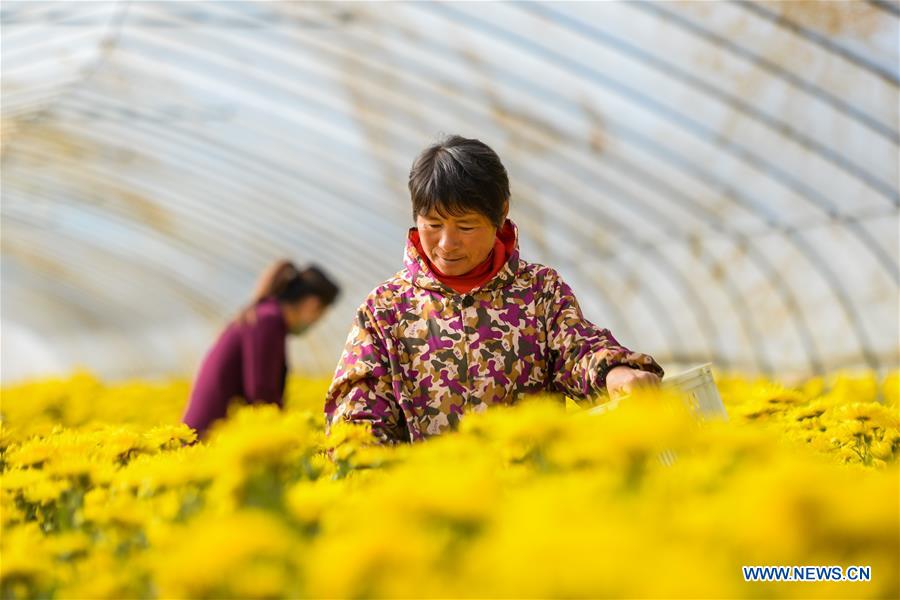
(588, 362, 727, 420)
(586, 363, 727, 466)
(659, 362, 728, 420)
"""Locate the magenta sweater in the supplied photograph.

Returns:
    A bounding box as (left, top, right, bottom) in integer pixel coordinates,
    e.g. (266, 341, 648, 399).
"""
(182, 297, 287, 435)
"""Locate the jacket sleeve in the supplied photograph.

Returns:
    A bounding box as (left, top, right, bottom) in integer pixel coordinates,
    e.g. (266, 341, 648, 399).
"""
(545, 271, 664, 399)
(241, 313, 286, 407)
(325, 303, 406, 445)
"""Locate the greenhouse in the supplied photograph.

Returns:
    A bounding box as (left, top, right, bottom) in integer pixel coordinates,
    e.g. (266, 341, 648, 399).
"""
(1, 1, 898, 599)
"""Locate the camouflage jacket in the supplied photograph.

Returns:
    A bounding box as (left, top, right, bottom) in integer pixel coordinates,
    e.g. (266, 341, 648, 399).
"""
(325, 220, 664, 445)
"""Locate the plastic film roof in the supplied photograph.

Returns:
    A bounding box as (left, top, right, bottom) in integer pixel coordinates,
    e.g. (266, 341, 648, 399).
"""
(2, 1, 898, 383)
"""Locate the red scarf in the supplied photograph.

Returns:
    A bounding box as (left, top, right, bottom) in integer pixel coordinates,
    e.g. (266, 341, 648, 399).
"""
(410, 221, 515, 294)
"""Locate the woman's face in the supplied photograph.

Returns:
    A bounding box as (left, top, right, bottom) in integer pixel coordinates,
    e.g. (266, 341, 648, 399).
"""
(284, 296, 326, 335)
(416, 209, 498, 276)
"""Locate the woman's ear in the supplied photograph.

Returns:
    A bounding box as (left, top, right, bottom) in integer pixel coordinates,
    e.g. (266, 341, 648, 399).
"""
(501, 199, 510, 222)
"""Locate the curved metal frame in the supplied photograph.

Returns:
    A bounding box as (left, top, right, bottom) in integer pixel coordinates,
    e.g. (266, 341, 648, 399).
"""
(2, 0, 896, 375)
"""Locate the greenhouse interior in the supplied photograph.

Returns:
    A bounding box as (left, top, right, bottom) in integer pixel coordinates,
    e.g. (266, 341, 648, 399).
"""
(1, 1, 898, 599)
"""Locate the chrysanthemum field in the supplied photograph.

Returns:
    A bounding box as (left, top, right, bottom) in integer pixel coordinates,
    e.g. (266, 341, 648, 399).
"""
(1, 371, 897, 599)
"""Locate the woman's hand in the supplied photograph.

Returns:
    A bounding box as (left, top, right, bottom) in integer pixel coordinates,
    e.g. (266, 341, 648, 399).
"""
(606, 365, 661, 398)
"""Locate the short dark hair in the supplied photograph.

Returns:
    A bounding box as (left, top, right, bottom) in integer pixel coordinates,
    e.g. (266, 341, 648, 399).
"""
(408, 135, 510, 228)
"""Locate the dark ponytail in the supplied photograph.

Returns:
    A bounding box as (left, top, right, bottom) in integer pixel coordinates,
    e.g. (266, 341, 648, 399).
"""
(236, 260, 340, 325)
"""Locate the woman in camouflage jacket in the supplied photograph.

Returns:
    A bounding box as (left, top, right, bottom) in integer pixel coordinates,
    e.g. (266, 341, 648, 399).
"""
(325, 136, 664, 445)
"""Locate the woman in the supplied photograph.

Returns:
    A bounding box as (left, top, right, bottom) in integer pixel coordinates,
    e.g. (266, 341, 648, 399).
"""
(183, 260, 339, 436)
(325, 135, 664, 446)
